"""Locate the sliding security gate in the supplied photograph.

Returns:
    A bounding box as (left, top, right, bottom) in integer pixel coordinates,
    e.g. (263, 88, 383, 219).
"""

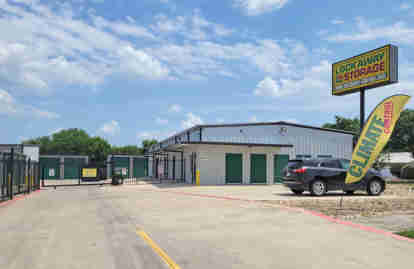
(133, 158, 148, 178)
(274, 154, 289, 183)
(225, 153, 242, 184)
(40, 157, 60, 180)
(112, 156, 130, 178)
(250, 154, 266, 184)
(64, 158, 86, 179)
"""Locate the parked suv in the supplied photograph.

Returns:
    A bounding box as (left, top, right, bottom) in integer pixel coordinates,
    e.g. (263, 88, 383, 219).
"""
(283, 158, 385, 196)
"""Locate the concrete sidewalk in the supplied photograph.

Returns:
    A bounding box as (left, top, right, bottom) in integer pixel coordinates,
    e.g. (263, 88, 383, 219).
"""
(1, 184, 413, 269)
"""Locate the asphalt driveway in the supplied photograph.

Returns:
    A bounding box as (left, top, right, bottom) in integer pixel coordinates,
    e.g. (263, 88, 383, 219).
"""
(0, 184, 413, 269)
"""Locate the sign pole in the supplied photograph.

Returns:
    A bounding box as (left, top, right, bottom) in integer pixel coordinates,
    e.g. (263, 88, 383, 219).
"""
(360, 89, 365, 133)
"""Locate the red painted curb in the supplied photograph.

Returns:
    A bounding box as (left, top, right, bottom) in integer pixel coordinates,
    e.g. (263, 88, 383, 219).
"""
(160, 189, 414, 243)
(0, 189, 42, 208)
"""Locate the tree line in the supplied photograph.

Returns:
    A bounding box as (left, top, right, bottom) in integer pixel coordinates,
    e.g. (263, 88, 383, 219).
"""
(322, 109, 414, 154)
(23, 129, 157, 162)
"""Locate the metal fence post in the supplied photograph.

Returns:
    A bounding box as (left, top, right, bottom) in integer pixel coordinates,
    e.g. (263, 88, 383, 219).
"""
(27, 158, 31, 194)
(41, 165, 45, 187)
(9, 148, 14, 200)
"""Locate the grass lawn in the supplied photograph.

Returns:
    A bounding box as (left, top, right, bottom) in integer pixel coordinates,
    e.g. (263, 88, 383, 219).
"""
(396, 230, 414, 238)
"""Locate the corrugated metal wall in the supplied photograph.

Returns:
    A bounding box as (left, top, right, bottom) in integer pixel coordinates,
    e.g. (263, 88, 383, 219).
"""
(202, 125, 353, 159)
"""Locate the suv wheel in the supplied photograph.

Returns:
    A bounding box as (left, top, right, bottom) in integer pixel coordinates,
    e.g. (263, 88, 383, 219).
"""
(310, 180, 327, 196)
(291, 189, 304, 195)
(367, 179, 384, 196)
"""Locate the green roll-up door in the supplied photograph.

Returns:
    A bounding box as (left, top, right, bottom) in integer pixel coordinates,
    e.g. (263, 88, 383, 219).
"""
(250, 154, 267, 184)
(134, 158, 148, 177)
(225, 153, 243, 184)
(64, 158, 85, 179)
(274, 154, 289, 183)
(40, 157, 60, 180)
(113, 157, 130, 177)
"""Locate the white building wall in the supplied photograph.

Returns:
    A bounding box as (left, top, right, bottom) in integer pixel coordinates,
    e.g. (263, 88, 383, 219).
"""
(23, 145, 40, 162)
(183, 144, 285, 185)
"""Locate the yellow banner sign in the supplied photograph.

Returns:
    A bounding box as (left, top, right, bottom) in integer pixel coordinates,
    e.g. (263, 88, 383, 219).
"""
(346, 95, 411, 184)
(82, 168, 97, 178)
(332, 45, 398, 96)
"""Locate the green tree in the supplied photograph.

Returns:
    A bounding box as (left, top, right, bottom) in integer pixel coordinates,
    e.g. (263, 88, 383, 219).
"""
(23, 128, 111, 161)
(88, 136, 112, 162)
(142, 139, 158, 153)
(385, 109, 414, 153)
(323, 109, 414, 155)
(111, 145, 142, 155)
(322, 116, 360, 133)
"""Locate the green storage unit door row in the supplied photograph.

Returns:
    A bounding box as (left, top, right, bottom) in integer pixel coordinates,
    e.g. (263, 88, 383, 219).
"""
(274, 154, 289, 183)
(133, 158, 148, 178)
(40, 157, 60, 180)
(112, 156, 130, 177)
(225, 153, 243, 184)
(250, 154, 267, 184)
(64, 158, 86, 179)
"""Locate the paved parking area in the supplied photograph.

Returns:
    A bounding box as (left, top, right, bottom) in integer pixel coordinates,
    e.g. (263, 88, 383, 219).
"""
(149, 183, 398, 201)
(1, 184, 413, 269)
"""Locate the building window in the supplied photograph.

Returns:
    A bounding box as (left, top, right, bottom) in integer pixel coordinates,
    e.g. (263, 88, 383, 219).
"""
(296, 154, 312, 160)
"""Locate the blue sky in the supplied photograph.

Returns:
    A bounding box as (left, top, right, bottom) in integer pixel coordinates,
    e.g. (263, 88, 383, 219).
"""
(1, 0, 414, 146)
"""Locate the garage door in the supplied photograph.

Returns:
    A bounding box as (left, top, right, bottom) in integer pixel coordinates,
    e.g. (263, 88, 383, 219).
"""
(40, 157, 60, 180)
(250, 154, 266, 184)
(225, 153, 242, 184)
(274, 154, 289, 183)
(133, 158, 148, 178)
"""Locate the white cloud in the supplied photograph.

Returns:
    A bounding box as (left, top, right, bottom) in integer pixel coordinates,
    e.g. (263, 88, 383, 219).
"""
(117, 46, 170, 79)
(400, 3, 412, 10)
(254, 77, 280, 97)
(137, 130, 176, 141)
(331, 19, 344, 25)
(92, 15, 155, 39)
(234, 0, 289, 16)
(99, 120, 120, 136)
(151, 10, 233, 41)
(148, 39, 297, 80)
(156, 117, 169, 125)
(249, 115, 258, 122)
(325, 18, 414, 44)
(182, 113, 203, 128)
(216, 118, 225, 123)
(169, 104, 182, 112)
(0, 89, 60, 119)
(0, 0, 169, 96)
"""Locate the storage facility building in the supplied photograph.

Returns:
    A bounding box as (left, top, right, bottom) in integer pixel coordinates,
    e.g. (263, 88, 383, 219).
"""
(39, 155, 89, 180)
(148, 121, 355, 185)
(107, 155, 150, 179)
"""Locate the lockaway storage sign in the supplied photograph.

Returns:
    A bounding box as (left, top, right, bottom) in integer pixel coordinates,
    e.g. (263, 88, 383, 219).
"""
(346, 95, 410, 184)
(332, 45, 398, 96)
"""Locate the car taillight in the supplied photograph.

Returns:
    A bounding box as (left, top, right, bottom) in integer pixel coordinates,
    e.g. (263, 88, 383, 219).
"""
(293, 168, 307, 174)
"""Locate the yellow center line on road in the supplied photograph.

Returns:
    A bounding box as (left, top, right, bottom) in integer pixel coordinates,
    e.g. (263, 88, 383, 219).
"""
(136, 229, 182, 269)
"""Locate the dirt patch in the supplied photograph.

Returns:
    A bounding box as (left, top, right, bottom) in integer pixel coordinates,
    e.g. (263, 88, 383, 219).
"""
(264, 184, 414, 219)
